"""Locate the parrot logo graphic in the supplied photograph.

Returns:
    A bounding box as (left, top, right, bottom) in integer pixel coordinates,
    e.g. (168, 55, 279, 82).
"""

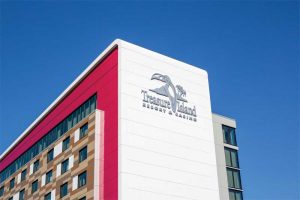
(150, 73, 187, 113)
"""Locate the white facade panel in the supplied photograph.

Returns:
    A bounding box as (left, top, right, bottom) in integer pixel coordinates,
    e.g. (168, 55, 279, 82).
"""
(13, 192, 19, 200)
(69, 155, 74, 169)
(17, 173, 21, 184)
(54, 141, 62, 158)
(41, 174, 46, 186)
(51, 189, 56, 200)
(118, 41, 220, 200)
(29, 163, 34, 175)
(94, 110, 104, 200)
(74, 129, 80, 143)
(56, 163, 61, 177)
(72, 176, 78, 191)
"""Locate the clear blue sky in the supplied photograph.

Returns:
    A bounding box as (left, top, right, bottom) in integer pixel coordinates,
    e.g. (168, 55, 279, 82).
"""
(0, 1, 299, 200)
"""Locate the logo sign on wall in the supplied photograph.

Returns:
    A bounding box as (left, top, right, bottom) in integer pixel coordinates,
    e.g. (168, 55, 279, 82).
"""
(141, 73, 197, 122)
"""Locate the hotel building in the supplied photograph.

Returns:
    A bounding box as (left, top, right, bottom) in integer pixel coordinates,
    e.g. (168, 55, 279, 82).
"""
(0, 40, 243, 200)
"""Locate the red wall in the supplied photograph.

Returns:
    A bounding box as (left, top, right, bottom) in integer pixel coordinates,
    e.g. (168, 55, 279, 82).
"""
(0, 48, 118, 199)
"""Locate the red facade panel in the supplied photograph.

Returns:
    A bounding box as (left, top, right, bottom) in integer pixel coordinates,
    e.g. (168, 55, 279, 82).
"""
(0, 48, 119, 199)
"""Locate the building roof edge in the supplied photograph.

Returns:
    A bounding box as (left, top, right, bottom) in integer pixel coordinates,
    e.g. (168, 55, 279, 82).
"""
(0, 39, 121, 161)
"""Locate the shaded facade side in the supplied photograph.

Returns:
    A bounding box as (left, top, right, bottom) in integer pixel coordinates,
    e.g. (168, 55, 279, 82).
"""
(213, 113, 243, 200)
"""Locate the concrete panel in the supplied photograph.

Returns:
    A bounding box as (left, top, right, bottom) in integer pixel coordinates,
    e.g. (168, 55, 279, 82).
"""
(119, 41, 220, 200)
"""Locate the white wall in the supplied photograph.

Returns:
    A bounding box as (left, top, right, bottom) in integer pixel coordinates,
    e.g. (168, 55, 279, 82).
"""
(212, 113, 237, 200)
(118, 41, 220, 200)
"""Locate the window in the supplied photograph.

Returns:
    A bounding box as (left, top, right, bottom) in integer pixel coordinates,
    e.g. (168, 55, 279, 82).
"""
(79, 197, 86, 200)
(0, 186, 4, 197)
(33, 160, 40, 173)
(225, 148, 239, 168)
(62, 137, 70, 151)
(227, 168, 242, 189)
(46, 170, 53, 184)
(223, 125, 237, 146)
(229, 189, 243, 200)
(47, 149, 54, 163)
(78, 171, 87, 188)
(31, 180, 38, 194)
(60, 182, 68, 198)
(44, 192, 51, 200)
(21, 169, 27, 182)
(19, 189, 25, 200)
(61, 159, 69, 174)
(9, 178, 14, 190)
(8, 197, 13, 200)
(80, 123, 88, 139)
(79, 146, 87, 163)
(0, 95, 97, 184)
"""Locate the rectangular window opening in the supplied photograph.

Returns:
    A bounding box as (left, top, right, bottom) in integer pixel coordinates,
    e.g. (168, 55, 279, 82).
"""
(60, 182, 68, 198)
(79, 146, 87, 163)
(47, 149, 54, 163)
(80, 123, 88, 139)
(31, 180, 38, 194)
(61, 159, 69, 174)
(78, 171, 87, 188)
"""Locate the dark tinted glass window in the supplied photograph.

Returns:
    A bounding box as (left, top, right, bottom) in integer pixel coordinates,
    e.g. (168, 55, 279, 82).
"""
(235, 191, 243, 200)
(78, 171, 87, 188)
(61, 159, 69, 174)
(223, 125, 237, 146)
(229, 190, 235, 200)
(44, 192, 51, 200)
(33, 160, 40, 173)
(31, 180, 38, 194)
(225, 148, 239, 168)
(9, 178, 14, 190)
(79, 197, 86, 200)
(46, 170, 53, 184)
(62, 137, 70, 151)
(0, 186, 4, 197)
(21, 169, 27, 182)
(229, 189, 243, 200)
(0, 94, 97, 184)
(60, 182, 68, 198)
(79, 146, 87, 163)
(47, 149, 54, 163)
(19, 189, 25, 200)
(8, 197, 13, 200)
(227, 168, 242, 189)
(80, 123, 88, 139)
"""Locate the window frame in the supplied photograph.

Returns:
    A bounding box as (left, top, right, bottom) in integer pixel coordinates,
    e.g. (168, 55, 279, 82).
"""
(60, 182, 68, 198)
(19, 188, 25, 200)
(78, 171, 87, 188)
(47, 149, 54, 163)
(229, 189, 243, 200)
(0, 186, 4, 197)
(44, 192, 51, 200)
(227, 168, 242, 190)
(31, 180, 38, 194)
(225, 147, 240, 168)
(61, 159, 69, 174)
(222, 125, 237, 146)
(21, 169, 27, 182)
(62, 136, 70, 152)
(45, 170, 53, 184)
(79, 146, 88, 163)
(33, 160, 40, 173)
(9, 178, 14, 190)
(79, 123, 88, 139)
